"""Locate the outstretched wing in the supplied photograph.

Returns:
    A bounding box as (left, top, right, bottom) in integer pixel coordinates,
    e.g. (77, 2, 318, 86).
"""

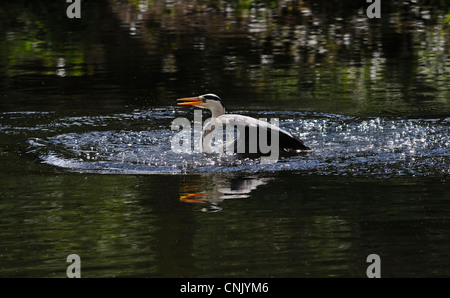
(216, 114, 310, 152)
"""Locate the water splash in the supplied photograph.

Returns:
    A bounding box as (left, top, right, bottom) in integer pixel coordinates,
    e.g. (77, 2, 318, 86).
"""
(17, 109, 450, 177)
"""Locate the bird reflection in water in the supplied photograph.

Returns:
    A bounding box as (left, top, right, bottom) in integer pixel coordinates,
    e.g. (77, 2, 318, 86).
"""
(179, 175, 270, 212)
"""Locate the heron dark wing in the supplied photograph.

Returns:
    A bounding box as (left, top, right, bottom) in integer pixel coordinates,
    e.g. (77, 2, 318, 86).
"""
(218, 114, 311, 154)
(277, 129, 311, 151)
(233, 125, 310, 154)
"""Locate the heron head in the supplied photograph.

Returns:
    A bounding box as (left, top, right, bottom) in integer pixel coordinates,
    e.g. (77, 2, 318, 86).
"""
(177, 94, 225, 110)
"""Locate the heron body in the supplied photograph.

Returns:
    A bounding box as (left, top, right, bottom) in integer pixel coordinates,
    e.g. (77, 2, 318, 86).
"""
(177, 93, 311, 155)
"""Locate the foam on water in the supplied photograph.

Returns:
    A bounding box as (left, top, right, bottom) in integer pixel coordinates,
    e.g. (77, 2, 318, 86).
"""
(17, 109, 450, 177)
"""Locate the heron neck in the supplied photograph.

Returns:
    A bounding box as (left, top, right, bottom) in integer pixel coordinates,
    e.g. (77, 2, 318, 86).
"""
(209, 106, 225, 119)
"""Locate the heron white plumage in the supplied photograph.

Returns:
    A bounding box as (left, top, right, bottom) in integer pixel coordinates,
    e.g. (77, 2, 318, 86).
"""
(177, 93, 311, 154)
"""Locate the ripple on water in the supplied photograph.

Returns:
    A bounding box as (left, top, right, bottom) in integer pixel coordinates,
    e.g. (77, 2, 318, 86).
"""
(21, 109, 450, 177)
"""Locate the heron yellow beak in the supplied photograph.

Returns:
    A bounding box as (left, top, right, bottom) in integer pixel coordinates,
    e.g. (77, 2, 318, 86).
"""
(180, 193, 206, 203)
(177, 97, 203, 106)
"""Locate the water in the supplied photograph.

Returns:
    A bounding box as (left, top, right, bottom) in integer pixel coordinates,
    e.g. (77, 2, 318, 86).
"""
(0, 0, 449, 278)
(17, 109, 449, 177)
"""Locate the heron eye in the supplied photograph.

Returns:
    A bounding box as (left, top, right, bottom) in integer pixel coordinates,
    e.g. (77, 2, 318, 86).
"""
(202, 98, 206, 103)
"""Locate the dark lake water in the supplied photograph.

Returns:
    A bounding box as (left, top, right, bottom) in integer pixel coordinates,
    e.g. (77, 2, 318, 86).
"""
(0, 0, 449, 278)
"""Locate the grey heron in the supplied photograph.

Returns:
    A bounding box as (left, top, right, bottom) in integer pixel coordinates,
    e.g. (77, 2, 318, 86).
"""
(177, 93, 311, 154)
